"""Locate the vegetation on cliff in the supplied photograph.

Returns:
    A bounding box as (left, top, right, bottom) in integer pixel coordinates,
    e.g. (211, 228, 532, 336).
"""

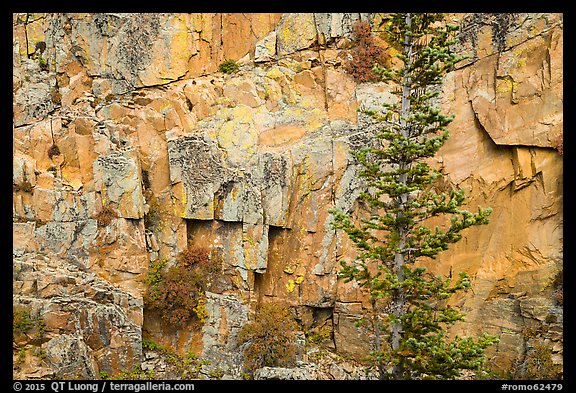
(331, 13, 498, 379)
(237, 302, 299, 377)
(144, 247, 217, 328)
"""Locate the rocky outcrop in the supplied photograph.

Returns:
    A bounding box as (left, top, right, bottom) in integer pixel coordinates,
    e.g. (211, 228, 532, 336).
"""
(13, 13, 562, 379)
(13, 254, 142, 379)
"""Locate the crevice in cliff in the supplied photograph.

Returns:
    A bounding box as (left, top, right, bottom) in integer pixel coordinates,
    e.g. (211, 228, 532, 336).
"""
(240, 13, 258, 40)
(267, 225, 290, 260)
(23, 14, 31, 58)
(312, 13, 331, 113)
(13, 104, 61, 129)
(150, 74, 190, 90)
(252, 271, 265, 305)
(264, 224, 294, 290)
(219, 14, 224, 48)
(295, 305, 336, 350)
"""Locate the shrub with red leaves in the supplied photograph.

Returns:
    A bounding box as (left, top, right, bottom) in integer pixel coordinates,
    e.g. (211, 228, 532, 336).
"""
(345, 19, 388, 83)
(552, 133, 563, 155)
(145, 247, 220, 328)
(177, 247, 210, 267)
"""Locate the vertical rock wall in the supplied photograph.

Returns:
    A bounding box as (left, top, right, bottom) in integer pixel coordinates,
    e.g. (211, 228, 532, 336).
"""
(13, 13, 562, 379)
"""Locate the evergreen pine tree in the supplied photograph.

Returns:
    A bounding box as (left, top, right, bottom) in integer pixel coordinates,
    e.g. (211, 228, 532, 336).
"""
(331, 13, 499, 380)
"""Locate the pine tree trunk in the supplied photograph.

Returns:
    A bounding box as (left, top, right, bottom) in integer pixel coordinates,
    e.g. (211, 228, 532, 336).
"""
(371, 302, 386, 379)
(391, 12, 412, 380)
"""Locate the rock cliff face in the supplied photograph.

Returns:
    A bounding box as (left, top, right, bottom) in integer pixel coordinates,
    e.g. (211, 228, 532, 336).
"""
(13, 13, 562, 379)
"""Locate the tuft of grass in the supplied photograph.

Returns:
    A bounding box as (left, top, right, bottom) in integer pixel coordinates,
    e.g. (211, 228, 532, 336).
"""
(218, 59, 240, 74)
(114, 365, 156, 380)
(17, 348, 26, 363)
(140, 337, 210, 379)
(13, 310, 35, 334)
(13, 308, 46, 339)
(37, 55, 48, 71)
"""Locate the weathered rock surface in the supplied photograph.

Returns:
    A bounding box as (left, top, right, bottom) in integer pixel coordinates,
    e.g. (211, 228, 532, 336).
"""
(13, 254, 142, 379)
(457, 13, 563, 148)
(13, 12, 562, 379)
